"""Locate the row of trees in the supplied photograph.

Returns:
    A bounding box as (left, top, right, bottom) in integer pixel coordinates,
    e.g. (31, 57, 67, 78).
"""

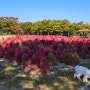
(0, 17, 90, 36)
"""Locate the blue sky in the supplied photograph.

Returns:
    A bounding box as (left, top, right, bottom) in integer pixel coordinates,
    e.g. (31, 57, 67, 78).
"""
(0, 0, 90, 23)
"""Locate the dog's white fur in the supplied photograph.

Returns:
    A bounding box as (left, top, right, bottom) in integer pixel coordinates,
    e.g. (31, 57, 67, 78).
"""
(74, 65, 90, 82)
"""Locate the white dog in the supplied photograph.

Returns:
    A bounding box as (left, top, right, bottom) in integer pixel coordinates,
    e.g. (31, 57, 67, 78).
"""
(74, 65, 90, 82)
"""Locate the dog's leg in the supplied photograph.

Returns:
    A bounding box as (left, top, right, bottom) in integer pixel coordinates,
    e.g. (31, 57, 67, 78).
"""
(83, 75, 88, 82)
(74, 73, 77, 78)
(76, 73, 82, 80)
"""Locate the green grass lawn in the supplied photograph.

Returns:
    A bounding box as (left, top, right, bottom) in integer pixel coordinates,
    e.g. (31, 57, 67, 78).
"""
(0, 62, 90, 90)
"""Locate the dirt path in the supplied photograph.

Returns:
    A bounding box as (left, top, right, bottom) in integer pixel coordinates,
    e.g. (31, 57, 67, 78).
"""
(0, 35, 15, 41)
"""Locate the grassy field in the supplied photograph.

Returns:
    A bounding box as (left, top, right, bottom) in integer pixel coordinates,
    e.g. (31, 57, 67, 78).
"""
(0, 61, 90, 90)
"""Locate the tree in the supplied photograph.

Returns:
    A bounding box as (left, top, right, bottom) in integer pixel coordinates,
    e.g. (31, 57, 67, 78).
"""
(58, 19, 70, 36)
(0, 17, 18, 34)
(10, 25, 23, 34)
(40, 19, 54, 35)
(52, 21, 61, 35)
(20, 22, 32, 34)
(85, 23, 90, 29)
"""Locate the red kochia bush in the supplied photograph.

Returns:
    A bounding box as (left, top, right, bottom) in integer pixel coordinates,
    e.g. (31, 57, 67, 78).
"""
(0, 44, 3, 58)
(15, 48, 22, 65)
(40, 56, 49, 75)
(0, 35, 90, 75)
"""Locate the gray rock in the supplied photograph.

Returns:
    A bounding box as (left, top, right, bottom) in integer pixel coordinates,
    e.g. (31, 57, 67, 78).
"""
(80, 59, 90, 64)
(82, 84, 90, 90)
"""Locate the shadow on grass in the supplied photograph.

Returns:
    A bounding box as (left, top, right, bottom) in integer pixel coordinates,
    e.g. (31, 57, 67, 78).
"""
(33, 71, 86, 90)
(0, 64, 34, 90)
(0, 63, 88, 90)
